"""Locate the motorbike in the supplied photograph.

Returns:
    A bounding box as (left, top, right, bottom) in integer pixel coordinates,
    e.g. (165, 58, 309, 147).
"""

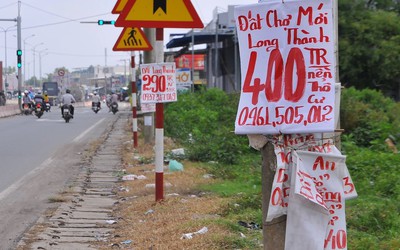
(111, 102, 118, 115)
(22, 103, 32, 115)
(92, 102, 100, 114)
(62, 104, 73, 123)
(34, 102, 44, 118)
(45, 102, 51, 112)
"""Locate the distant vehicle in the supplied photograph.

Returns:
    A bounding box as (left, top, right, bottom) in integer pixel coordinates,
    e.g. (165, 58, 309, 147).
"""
(42, 82, 59, 106)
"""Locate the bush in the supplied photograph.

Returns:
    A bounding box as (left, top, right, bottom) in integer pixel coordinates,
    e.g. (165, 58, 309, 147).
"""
(164, 88, 249, 164)
(341, 87, 400, 147)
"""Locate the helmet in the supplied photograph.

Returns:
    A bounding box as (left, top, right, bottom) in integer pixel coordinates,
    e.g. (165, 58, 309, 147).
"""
(66, 89, 71, 93)
(24, 90, 28, 94)
(44, 91, 48, 94)
(93, 91, 97, 95)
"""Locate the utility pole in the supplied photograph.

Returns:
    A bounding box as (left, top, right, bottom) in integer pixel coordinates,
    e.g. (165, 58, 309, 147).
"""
(259, 1, 340, 249)
(17, 1, 22, 108)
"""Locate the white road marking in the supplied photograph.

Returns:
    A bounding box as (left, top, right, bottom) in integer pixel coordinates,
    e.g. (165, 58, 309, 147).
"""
(0, 158, 54, 201)
(72, 118, 105, 143)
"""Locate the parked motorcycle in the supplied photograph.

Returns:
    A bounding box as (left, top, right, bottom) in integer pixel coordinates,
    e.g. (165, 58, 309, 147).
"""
(22, 103, 32, 115)
(62, 104, 73, 123)
(92, 102, 100, 114)
(111, 102, 118, 115)
(34, 102, 44, 118)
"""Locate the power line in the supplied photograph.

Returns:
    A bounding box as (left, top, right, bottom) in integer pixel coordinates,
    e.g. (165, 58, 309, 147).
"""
(19, 2, 111, 30)
(0, 2, 16, 11)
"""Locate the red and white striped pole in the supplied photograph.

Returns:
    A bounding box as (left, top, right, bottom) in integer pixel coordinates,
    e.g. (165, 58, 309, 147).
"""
(131, 52, 138, 148)
(155, 28, 164, 202)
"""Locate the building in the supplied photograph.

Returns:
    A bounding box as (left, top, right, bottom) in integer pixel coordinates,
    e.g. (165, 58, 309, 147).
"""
(165, 6, 241, 93)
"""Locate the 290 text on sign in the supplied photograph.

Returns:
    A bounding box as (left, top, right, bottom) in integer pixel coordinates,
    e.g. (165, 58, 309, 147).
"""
(234, 0, 336, 134)
(140, 63, 178, 104)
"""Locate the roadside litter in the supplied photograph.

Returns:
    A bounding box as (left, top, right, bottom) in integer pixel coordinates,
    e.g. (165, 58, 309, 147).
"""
(145, 182, 172, 188)
(238, 221, 260, 230)
(145, 209, 154, 215)
(169, 160, 184, 172)
(122, 174, 147, 181)
(180, 226, 208, 239)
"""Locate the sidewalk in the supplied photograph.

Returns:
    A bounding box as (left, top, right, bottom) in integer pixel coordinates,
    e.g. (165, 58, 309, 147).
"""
(16, 111, 129, 249)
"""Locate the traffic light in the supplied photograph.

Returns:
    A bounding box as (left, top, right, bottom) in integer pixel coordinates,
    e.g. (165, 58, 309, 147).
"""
(18, 90, 22, 99)
(16, 49, 22, 68)
(97, 20, 115, 25)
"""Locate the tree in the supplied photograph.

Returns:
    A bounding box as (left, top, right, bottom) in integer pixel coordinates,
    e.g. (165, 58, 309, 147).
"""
(339, 0, 400, 99)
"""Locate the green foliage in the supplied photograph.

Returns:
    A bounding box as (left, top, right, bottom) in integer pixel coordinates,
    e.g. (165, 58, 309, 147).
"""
(343, 142, 400, 249)
(339, 2, 400, 95)
(164, 88, 249, 164)
(341, 87, 400, 147)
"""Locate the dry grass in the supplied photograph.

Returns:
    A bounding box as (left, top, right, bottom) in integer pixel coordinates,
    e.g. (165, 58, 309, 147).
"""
(95, 121, 243, 249)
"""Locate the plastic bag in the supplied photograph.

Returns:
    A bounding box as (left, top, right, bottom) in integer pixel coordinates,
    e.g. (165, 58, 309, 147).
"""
(169, 160, 184, 172)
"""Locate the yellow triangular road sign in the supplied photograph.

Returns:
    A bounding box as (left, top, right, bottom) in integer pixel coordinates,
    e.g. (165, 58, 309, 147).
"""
(112, 0, 128, 14)
(116, 0, 203, 28)
(113, 27, 153, 51)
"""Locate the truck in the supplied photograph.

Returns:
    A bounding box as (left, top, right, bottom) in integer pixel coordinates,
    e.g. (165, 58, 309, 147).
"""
(42, 82, 59, 106)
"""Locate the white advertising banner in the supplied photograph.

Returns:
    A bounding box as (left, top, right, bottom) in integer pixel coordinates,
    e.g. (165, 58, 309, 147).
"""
(234, 0, 336, 134)
(285, 150, 349, 250)
(140, 63, 177, 104)
(267, 134, 357, 222)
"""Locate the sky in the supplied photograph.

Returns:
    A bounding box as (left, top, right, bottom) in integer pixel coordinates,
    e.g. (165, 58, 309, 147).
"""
(0, 0, 258, 81)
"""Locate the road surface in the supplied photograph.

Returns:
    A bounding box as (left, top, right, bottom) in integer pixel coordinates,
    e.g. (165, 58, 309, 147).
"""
(0, 104, 123, 249)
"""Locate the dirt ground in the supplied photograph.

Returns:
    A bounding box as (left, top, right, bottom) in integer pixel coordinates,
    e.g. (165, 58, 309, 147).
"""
(93, 123, 256, 249)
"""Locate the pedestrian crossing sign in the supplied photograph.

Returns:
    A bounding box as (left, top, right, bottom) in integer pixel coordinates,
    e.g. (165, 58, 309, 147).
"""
(113, 27, 153, 51)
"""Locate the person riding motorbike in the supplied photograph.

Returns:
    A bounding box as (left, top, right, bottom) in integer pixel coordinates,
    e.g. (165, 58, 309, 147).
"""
(33, 91, 45, 111)
(109, 91, 119, 112)
(22, 90, 33, 110)
(43, 91, 50, 110)
(61, 89, 76, 118)
(92, 91, 101, 109)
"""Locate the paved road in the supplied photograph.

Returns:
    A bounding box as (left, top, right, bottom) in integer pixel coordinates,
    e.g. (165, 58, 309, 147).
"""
(0, 103, 125, 249)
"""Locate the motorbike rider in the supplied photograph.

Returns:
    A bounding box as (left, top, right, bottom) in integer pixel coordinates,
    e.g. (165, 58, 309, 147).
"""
(22, 90, 32, 109)
(43, 91, 50, 109)
(60, 89, 76, 118)
(107, 91, 119, 112)
(33, 91, 45, 111)
(92, 91, 101, 109)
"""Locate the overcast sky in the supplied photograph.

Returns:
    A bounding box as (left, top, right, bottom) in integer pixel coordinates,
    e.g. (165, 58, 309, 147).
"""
(0, 0, 258, 80)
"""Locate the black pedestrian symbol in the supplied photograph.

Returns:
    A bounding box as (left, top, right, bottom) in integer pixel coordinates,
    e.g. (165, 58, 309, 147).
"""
(124, 28, 142, 47)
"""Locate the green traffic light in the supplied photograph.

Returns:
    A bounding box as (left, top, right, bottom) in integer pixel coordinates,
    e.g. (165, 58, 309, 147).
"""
(17, 62, 22, 68)
(17, 50, 22, 56)
(98, 20, 115, 25)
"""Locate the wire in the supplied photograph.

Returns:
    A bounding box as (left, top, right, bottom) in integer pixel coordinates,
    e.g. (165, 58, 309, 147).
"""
(22, 2, 77, 21)
(20, 2, 111, 30)
(0, 2, 15, 11)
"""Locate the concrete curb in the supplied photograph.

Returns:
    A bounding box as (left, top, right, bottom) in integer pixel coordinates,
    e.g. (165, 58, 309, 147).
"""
(0, 104, 21, 118)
